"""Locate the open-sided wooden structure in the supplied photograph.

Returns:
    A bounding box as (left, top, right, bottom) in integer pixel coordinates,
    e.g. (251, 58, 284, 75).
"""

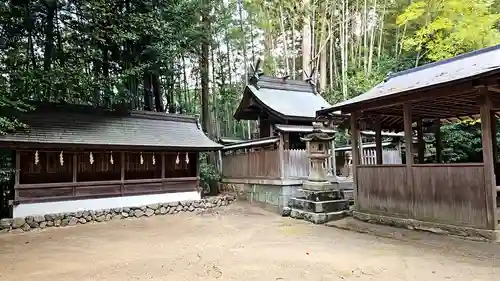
(1, 103, 221, 218)
(318, 44, 500, 236)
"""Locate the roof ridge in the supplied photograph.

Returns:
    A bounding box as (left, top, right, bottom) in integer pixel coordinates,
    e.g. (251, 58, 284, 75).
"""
(130, 111, 197, 123)
(388, 44, 500, 80)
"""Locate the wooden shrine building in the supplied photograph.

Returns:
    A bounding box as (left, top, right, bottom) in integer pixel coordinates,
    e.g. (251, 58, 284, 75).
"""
(1, 103, 221, 218)
(317, 44, 500, 239)
(233, 75, 345, 149)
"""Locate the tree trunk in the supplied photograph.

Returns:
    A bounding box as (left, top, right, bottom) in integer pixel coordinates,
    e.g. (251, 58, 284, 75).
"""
(279, 6, 290, 75)
(291, 16, 296, 79)
(152, 74, 164, 112)
(377, 0, 386, 62)
(302, 0, 312, 79)
(143, 73, 153, 111)
(200, 0, 211, 135)
(367, 0, 377, 74)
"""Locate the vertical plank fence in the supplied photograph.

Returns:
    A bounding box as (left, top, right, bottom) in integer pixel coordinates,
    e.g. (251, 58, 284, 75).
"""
(222, 150, 280, 179)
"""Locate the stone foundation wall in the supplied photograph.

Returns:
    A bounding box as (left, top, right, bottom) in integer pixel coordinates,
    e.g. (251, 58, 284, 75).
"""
(0, 194, 235, 233)
(353, 211, 500, 242)
(220, 183, 301, 214)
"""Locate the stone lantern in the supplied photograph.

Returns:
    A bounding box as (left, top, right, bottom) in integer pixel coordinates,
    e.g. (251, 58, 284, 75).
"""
(288, 122, 349, 224)
(301, 122, 335, 190)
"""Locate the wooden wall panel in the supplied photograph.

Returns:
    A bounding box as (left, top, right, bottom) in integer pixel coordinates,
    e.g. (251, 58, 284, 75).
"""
(15, 179, 198, 204)
(75, 184, 122, 197)
(412, 164, 487, 228)
(356, 165, 410, 216)
(222, 150, 280, 179)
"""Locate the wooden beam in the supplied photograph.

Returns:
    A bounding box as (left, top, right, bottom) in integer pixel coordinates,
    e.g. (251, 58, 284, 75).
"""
(375, 114, 383, 164)
(435, 120, 442, 163)
(479, 91, 497, 230)
(350, 111, 360, 210)
(417, 118, 425, 164)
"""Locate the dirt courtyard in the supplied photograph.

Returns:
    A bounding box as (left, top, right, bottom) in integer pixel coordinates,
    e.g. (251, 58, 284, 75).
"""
(0, 202, 499, 281)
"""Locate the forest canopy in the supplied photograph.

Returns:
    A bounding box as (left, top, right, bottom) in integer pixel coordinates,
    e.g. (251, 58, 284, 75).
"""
(0, 0, 500, 162)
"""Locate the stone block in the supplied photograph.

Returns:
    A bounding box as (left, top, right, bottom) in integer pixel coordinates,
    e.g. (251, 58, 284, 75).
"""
(12, 218, 26, 229)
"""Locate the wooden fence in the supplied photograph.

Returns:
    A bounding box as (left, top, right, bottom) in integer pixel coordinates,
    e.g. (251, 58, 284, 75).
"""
(356, 163, 489, 229)
(360, 149, 402, 165)
(283, 149, 309, 179)
(222, 150, 281, 179)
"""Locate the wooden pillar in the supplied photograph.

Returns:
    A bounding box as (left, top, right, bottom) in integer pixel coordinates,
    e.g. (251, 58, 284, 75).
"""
(491, 112, 498, 166)
(358, 132, 364, 165)
(417, 118, 425, 164)
(403, 103, 414, 166)
(375, 114, 383, 165)
(350, 112, 360, 208)
(403, 103, 414, 215)
(161, 153, 166, 178)
(120, 152, 125, 180)
(279, 132, 285, 180)
(479, 92, 497, 229)
(14, 150, 20, 201)
(331, 139, 337, 177)
(72, 153, 77, 182)
(434, 120, 442, 163)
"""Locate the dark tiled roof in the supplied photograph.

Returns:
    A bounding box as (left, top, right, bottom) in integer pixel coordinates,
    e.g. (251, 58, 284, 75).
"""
(235, 76, 331, 120)
(322, 44, 500, 112)
(1, 104, 222, 150)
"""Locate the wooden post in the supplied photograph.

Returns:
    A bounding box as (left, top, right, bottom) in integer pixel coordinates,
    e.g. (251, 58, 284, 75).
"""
(72, 153, 77, 182)
(358, 131, 364, 165)
(331, 139, 337, 177)
(14, 150, 20, 201)
(161, 153, 166, 178)
(434, 120, 442, 163)
(375, 114, 383, 165)
(490, 112, 498, 166)
(479, 91, 497, 229)
(350, 112, 360, 208)
(120, 152, 125, 195)
(417, 118, 425, 164)
(403, 103, 414, 215)
(279, 132, 285, 180)
(403, 104, 414, 166)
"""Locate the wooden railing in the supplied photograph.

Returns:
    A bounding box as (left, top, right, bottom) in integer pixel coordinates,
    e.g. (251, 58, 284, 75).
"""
(356, 163, 489, 228)
(222, 150, 280, 179)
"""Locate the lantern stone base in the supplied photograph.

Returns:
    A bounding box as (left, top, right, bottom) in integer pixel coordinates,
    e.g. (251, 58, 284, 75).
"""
(288, 188, 349, 224)
(289, 209, 345, 224)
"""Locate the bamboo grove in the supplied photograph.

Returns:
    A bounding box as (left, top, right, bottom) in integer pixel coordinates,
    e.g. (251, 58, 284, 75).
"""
(1, 0, 500, 141)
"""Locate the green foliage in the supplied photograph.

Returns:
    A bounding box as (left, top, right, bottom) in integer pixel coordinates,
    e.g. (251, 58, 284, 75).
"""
(398, 0, 500, 60)
(199, 153, 221, 194)
(440, 122, 484, 163)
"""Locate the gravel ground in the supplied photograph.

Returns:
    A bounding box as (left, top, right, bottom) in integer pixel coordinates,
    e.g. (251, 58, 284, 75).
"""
(0, 202, 499, 281)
